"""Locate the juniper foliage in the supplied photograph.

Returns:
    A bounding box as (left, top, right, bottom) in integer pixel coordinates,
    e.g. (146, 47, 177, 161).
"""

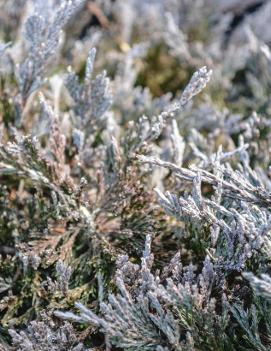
(1, 0, 271, 350)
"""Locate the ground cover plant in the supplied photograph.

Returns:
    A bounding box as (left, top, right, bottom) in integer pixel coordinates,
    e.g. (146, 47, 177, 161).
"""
(1, 0, 271, 350)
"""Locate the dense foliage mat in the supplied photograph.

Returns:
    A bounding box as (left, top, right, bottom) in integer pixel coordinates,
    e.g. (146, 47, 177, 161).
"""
(1, 1, 271, 350)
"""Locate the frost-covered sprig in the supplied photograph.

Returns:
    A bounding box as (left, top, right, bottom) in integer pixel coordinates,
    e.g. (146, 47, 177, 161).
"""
(55, 260, 72, 296)
(179, 66, 212, 108)
(138, 155, 271, 207)
(55, 235, 229, 350)
(161, 66, 212, 118)
(125, 66, 212, 157)
(15, 0, 84, 120)
(0, 135, 94, 225)
(188, 133, 249, 170)
(66, 47, 112, 136)
(154, 172, 271, 271)
(9, 315, 90, 351)
(41, 260, 73, 297)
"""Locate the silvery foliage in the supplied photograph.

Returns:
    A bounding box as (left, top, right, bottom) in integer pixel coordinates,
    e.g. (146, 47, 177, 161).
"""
(42, 260, 72, 296)
(0, 134, 72, 205)
(56, 234, 220, 350)
(66, 48, 112, 133)
(149, 66, 212, 140)
(178, 66, 212, 108)
(138, 152, 271, 207)
(121, 65, 212, 162)
(0, 100, 94, 226)
(55, 260, 72, 295)
(9, 316, 90, 351)
(15, 0, 84, 116)
(54, 36, 271, 346)
(65, 48, 112, 164)
(138, 150, 271, 271)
